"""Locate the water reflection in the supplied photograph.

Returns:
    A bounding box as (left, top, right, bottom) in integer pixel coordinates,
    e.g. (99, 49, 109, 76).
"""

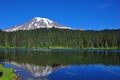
(0, 49, 120, 65)
(7, 61, 66, 77)
(4, 61, 120, 80)
(0, 55, 5, 63)
(0, 49, 120, 80)
(48, 64, 120, 80)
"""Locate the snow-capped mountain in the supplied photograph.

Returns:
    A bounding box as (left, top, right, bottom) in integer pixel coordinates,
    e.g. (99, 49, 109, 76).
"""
(4, 17, 72, 32)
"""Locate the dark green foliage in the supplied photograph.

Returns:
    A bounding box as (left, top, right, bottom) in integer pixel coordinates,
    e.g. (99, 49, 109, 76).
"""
(1, 50, 120, 65)
(0, 28, 120, 49)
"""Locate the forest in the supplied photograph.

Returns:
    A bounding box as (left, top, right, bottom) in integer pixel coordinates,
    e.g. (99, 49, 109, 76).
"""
(0, 28, 120, 49)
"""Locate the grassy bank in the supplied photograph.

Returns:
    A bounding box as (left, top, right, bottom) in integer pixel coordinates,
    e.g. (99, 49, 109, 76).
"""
(0, 64, 16, 80)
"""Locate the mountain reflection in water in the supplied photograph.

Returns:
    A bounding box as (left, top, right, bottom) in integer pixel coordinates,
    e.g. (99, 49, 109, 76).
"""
(0, 49, 120, 80)
(7, 61, 66, 77)
(5, 62, 120, 80)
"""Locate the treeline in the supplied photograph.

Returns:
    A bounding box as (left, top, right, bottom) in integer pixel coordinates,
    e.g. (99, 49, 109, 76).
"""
(0, 28, 120, 49)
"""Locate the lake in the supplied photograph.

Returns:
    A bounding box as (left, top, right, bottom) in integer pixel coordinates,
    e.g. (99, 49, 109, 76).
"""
(0, 49, 120, 80)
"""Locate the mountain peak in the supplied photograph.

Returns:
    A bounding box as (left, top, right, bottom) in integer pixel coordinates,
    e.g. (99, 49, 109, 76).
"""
(32, 17, 53, 23)
(4, 17, 72, 32)
(33, 17, 42, 21)
(33, 17, 41, 19)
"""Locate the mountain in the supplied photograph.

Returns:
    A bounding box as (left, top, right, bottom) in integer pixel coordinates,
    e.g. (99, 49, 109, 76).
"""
(4, 17, 72, 32)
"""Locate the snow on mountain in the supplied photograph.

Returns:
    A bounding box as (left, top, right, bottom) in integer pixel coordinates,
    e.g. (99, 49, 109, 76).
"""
(8, 61, 67, 77)
(4, 17, 72, 32)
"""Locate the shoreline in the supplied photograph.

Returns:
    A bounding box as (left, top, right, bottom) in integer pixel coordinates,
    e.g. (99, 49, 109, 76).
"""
(0, 64, 19, 80)
(0, 47, 119, 50)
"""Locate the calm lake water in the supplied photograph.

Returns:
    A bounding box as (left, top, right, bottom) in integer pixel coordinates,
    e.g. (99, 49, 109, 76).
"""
(0, 49, 120, 80)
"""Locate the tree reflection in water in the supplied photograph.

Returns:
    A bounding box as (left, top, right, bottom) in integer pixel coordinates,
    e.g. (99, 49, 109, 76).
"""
(0, 49, 120, 80)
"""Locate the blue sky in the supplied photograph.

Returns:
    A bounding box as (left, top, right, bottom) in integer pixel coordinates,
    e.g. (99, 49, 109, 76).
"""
(0, 0, 120, 30)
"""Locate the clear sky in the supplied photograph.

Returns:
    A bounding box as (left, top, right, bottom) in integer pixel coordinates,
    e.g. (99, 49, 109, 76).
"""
(0, 0, 120, 30)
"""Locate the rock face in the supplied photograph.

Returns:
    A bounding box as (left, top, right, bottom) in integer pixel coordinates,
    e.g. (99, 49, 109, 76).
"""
(4, 17, 72, 32)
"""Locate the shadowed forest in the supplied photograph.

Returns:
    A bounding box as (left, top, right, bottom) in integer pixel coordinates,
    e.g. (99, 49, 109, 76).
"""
(0, 28, 120, 49)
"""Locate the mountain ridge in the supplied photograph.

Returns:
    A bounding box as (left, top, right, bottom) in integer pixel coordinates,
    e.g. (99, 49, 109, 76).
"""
(4, 17, 72, 32)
